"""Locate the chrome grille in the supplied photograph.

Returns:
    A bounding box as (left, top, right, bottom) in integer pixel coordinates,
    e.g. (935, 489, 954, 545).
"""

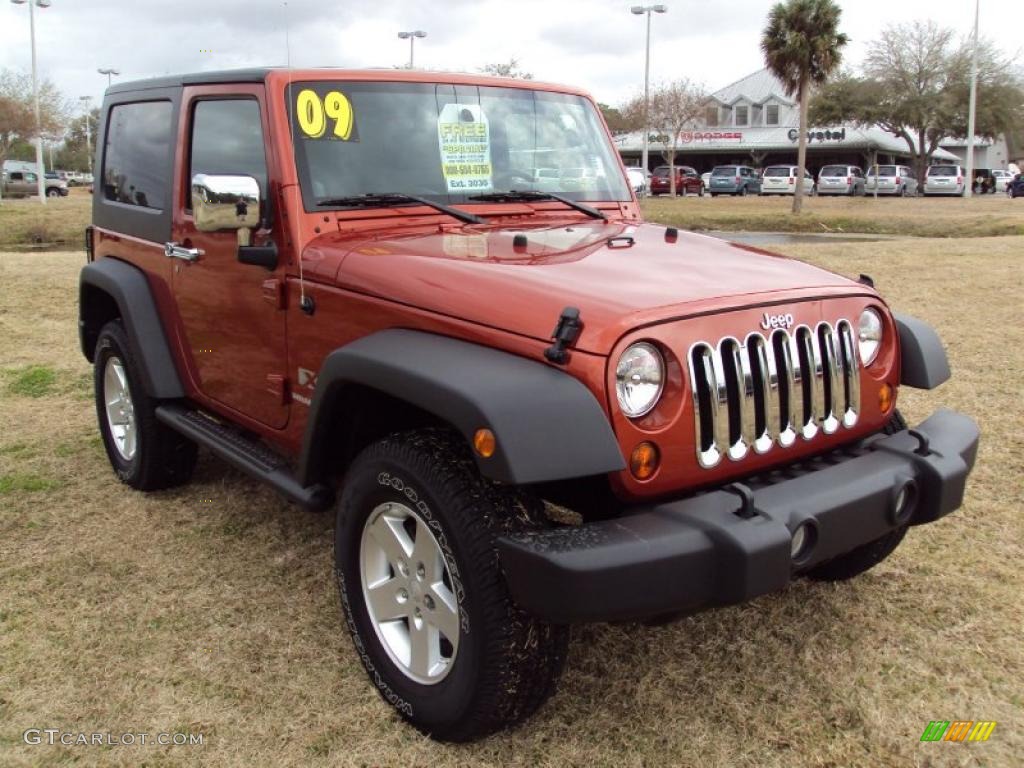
(688, 321, 860, 468)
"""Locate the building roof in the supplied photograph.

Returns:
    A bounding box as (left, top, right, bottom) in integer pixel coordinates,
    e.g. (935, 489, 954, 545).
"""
(710, 68, 795, 107)
(612, 125, 961, 161)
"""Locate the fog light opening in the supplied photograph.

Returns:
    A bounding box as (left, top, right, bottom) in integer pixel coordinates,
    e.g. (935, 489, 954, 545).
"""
(790, 521, 816, 563)
(891, 479, 918, 525)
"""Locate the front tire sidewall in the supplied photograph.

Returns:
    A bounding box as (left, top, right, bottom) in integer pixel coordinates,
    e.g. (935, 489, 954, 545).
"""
(335, 454, 486, 734)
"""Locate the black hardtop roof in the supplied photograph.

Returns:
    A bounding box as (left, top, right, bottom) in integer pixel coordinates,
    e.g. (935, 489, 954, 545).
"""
(106, 68, 273, 94)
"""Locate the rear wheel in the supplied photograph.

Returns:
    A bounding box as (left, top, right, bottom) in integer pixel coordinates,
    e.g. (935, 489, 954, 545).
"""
(93, 320, 197, 490)
(46, 187, 61, 198)
(334, 429, 568, 742)
(805, 410, 909, 582)
(738, 186, 748, 197)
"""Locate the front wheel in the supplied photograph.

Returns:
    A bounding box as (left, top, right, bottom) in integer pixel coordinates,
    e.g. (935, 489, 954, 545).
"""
(738, 186, 748, 197)
(698, 184, 705, 197)
(46, 188, 61, 198)
(334, 430, 568, 742)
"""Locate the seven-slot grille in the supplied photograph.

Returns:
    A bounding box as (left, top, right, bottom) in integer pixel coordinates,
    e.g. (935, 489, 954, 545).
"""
(688, 320, 860, 468)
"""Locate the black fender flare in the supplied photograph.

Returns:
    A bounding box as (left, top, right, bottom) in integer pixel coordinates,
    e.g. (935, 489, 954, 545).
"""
(297, 329, 625, 486)
(79, 258, 184, 399)
(894, 313, 951, 390)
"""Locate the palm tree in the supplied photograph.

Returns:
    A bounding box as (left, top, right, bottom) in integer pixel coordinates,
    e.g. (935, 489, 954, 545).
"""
(761, 0, 848, 213)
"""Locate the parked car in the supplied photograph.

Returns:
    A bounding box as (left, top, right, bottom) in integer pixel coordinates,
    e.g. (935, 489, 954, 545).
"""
(707, 165, 761, 196)
(760, 165, 815, 196)
(79, 66, 979, 742)
(1, 170, 68, 198)
(865, 165, 918, 197)
(922, 165, 965, 196)
(1007, 173, 1024, 198)
(817, 165, 866, 196)
(701, 171, 711, 189)
(991, 169, 1013, 194)
(649, 165, 704, 196)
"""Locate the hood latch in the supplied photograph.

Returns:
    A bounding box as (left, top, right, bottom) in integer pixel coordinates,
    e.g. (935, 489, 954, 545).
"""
(544, 307, 583, 364)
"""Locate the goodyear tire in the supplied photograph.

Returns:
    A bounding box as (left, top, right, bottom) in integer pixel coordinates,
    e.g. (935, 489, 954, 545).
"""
(806, 411, 910, 582)
(334, 429, 568, 742)
(93, 320, 197, 490)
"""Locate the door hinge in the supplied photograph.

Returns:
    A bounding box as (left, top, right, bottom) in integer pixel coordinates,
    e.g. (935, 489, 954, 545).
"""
(262, 278, 286, 309)
(265, 374, 288, 404)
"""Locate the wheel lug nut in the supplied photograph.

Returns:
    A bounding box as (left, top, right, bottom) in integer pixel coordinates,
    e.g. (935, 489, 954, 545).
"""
(424, 595, 435, 610)
(416, 563, 426, 580)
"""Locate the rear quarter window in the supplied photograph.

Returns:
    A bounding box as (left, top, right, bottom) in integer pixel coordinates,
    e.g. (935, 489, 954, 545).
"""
(103, 100, 173, 209)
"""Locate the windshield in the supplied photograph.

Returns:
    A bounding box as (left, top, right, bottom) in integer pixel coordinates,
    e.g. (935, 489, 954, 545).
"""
(288, 81, 630, 210)
(711, 166, 736, 176)
(820, 165, 848, 176)
(928, 166, 958, 176)
(763, 167, 791, 177)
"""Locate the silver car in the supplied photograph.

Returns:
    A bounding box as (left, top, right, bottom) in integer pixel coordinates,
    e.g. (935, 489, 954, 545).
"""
(992, 170, 1013, 194)
(923, 165, 965, 196)
(817, 165, 866, 196)
(865, 165, 918, 196)
(760, 165, 815, 196)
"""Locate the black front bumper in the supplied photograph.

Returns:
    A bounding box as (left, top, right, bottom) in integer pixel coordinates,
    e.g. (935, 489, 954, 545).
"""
(497, 409, 979, 623)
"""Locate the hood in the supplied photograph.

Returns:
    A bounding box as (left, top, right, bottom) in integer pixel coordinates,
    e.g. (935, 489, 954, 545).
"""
(302, 219, 869, 354)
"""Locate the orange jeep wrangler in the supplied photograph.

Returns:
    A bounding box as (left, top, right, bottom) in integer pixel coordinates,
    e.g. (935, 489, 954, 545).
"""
(80, 68, 979, 741)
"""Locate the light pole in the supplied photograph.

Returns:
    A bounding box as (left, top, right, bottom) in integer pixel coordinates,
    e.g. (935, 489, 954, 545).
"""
(631, 4, 667, 194)
(10, 0, 52, 204)
(98, 67, 120, 87)
(79, 95, 93, 176)
(964, 0, 980, 198)
(397, 30, 426, 69)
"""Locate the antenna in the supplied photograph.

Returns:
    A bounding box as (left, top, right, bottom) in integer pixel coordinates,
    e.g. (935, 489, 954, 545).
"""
(283, 1, 311, 313)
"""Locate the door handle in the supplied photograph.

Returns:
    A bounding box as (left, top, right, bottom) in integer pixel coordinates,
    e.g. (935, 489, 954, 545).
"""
(164, 242, 202, 262)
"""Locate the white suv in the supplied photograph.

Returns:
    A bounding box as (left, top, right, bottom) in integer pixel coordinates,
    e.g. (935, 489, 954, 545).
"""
(866, 165, 917, 196)
(760, 165, 815, 196)
(817, 165, 865, 196)
(923, 165, 965, 197)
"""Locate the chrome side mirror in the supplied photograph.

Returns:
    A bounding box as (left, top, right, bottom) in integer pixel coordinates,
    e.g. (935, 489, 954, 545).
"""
(191, 174, 261, 233)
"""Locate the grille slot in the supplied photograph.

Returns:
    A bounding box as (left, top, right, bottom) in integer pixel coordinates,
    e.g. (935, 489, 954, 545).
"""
(689, 321, 860, 468)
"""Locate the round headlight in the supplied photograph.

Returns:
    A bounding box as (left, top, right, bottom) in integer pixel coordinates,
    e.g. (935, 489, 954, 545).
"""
(858, 308, 883, 365)
(615, 343, 665, 418)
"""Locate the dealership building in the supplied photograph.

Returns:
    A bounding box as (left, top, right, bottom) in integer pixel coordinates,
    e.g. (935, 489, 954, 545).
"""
(615, 68, 965, 173)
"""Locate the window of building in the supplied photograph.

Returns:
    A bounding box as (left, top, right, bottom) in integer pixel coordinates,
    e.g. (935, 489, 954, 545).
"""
(102, 100, 173, 209)
(766, 104, 779, 126)
(735, 106, 749, 126)
(189, 99, 267, 205)
(705, 105, 719, 127)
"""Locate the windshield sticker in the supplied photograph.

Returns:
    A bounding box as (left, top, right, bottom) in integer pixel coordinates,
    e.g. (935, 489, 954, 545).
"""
(437, 103, 492, 193)
(295, 89, 357, 141)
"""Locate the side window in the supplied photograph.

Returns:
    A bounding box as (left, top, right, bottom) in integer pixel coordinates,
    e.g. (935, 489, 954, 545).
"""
(103, 100, 173, 209)
(189, 99, 267, 208)
(11, 172, 24, 181)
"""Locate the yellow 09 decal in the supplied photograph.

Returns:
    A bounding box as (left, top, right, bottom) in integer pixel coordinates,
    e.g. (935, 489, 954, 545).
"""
(296, 89, 354, 140)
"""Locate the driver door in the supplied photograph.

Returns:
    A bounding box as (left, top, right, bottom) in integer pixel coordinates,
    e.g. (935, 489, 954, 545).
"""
(171, 86, 289, 429)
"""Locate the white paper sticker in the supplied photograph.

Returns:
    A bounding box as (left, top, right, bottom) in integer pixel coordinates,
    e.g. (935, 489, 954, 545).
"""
(437, 103, 493, 193)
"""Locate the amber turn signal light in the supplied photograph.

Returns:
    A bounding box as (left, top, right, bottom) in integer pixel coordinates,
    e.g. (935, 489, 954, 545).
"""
(629, 441, 660, 480)
(473, 428, 496, 458)
(878, 383, 893, 414)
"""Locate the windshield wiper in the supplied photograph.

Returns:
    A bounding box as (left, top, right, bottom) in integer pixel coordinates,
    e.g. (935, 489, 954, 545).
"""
(316, 193, 484, 225)
(467, 190, 607, 220)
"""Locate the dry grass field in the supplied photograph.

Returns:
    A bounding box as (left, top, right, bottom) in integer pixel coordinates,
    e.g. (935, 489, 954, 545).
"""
(641, 193, 1024, 237)
(1, 237, 1022, 767)
(0, 192, 1022, 251)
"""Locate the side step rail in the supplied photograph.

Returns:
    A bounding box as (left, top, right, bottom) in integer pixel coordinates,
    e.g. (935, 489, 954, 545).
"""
(155, 403, 333, 511)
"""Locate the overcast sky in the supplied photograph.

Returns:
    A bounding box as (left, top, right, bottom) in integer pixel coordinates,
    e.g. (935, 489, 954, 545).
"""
(1, 0, 1020, 112)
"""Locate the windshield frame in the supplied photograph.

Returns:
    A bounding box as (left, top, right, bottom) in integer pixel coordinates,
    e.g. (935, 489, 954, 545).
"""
(285, 79, 632, 214)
